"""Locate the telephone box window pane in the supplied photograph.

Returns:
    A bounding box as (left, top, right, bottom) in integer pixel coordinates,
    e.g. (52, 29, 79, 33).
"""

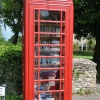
(61, 92, 64, 100)
(62, 23, 65, 33)
(35, 92, 60, 100)
(62, 58, 65, 67)
(61, 81, 64, 90)
(62, 46, 65, 56)
(35, 10, 38, 20)
(40, 50, 60, 56)
(40, 58, 60, 66)
(35, 58, 38, 67)
(35, 22, 38, 32)
(62, 11, 65, 21)
(40, 22, 60, 33)
(62, 70, 65, 79)
(34, 70, 38, 80)
(34, 82, 38, 92)
(34, 46, 38, 56)
(35, 34, 38, 44)
(40, 34, 60, 44)
(40, 10, 60, 21)
(40, 69, 59, 79)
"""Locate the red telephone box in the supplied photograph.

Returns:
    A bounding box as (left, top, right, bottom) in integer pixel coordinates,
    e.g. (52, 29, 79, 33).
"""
(23, 0, 74, 100)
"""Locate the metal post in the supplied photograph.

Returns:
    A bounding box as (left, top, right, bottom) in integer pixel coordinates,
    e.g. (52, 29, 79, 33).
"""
(1, 96, 5, 100)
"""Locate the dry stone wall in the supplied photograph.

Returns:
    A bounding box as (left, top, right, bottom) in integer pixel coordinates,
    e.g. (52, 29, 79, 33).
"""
(73, 58, 97, 94)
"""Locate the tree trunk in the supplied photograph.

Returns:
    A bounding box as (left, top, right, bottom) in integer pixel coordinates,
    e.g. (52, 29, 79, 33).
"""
(12, 32, 19, 44)
(93, 34, 100, 79)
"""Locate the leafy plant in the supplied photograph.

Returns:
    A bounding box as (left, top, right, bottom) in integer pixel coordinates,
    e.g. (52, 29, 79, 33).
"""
(77, 87, 84, 95)
(0, 44, 22, 95)
(74, 70, 81, 80)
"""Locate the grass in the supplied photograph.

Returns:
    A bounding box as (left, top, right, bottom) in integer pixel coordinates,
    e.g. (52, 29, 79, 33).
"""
(74, 55, 93, 60)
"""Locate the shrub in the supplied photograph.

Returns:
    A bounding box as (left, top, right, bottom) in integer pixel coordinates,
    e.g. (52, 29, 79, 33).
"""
(74, 51, 94, 56)
(0, 44, 22, 95)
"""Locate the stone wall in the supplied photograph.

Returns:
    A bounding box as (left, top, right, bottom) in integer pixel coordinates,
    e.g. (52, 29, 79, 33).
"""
(73, 58, 97, 94)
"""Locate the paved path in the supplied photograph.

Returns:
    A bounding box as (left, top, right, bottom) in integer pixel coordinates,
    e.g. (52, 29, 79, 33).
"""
(73, 95, 100, 100)
(73, 83, 100, 100)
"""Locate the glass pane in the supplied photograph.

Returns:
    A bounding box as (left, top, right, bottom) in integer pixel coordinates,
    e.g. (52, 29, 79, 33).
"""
(40, 22, 60, 33)
(35, 10, 38, 20)
(40, 70, 59, 79)
(40, 10, 61, 21)
(40, 58, 60, 66)
(35, 58, 38, 67)
(34, 92, 60, 100)
(62, 11, 65, 21)
(35, 34, 38, 44)
(61, 81, 64, 90)
(34, 82, 38, 92)
(34, 70, 38, 80)
(62, 23, 65, 33)
(35, 22, 38, 32)
(34, 50, 38, 56)
(62, 58, 65, 67)
(61, 92, 64, 100)
(40, 51, 60, 56)
(40, 34, 60, 44)
(61, 70, 65, 79)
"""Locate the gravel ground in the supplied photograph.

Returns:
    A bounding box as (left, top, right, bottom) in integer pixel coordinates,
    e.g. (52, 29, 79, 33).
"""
(73, 83, 100, 100)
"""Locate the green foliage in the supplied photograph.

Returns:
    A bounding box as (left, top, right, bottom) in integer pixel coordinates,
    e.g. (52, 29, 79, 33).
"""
(74, 51, 94, 56)
(73, 43, 79, 51)
(0, 26, 6, 42)
(87, 38, 96, 51)
(8, 35, 22, 43)
(0, 94, 22, 100)
(77, 87, 84, 95)
(1, 0, 23, 44)
(73, 70, 81, 80)
(0, 26, 3, 38)
(74, 0, 100, 38)
(0, 44, 22, 94)
(5, 94, 22, 100)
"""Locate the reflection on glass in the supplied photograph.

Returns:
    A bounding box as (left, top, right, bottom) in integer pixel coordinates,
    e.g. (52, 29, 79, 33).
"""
(35, 10, 38, 20)
(40, 10, 60, 21)
(40, 22, 60, 33)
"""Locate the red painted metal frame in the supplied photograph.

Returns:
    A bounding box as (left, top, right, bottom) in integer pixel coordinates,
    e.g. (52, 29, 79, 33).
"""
(23, 0, 74, 100)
